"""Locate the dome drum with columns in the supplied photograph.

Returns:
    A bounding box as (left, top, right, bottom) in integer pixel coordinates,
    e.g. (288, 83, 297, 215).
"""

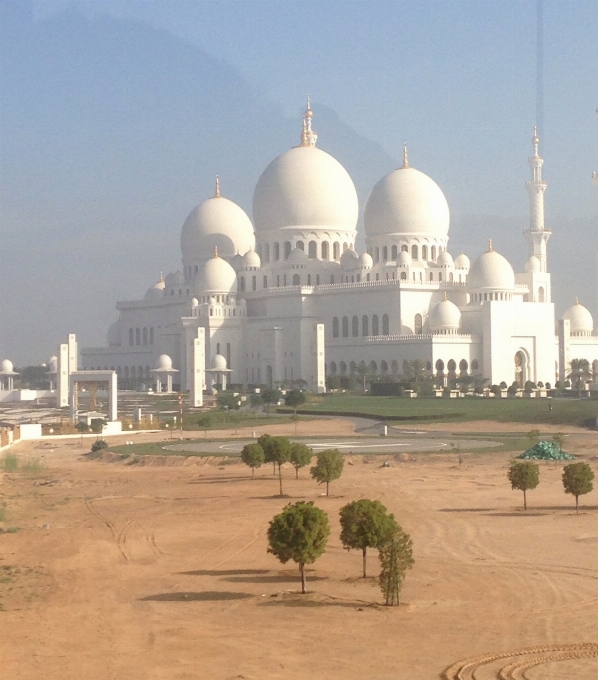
(81, 111, 593, 392)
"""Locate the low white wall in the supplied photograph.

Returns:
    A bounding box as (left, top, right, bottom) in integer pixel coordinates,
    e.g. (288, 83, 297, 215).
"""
(19, 423, 43, 440)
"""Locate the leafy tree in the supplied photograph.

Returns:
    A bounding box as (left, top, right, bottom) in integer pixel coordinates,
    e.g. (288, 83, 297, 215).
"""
(508, 460, 540, 510)
(526, 429, 541, 446)
(567, 358, 592, 398)
(402, 359, 427, 382)
(310, 448, 344, 496)
(562, 462, 594, 514)
(378, 524, 414, 606)
(507, 382, 519, 397)
(285, 390, 306, 432)
(524, 380, 536, 394)
(261, 388, 281, 412)
(327, 375, 341, 390)
(260, 436, 291, 495)
(196, 413, 213, 438)
(91, 439, 109, 453)
(267, 501, 330, 594)
(90, 418, 105, 434)
(257, 434, 276, 474)
(490, 384, 501, 397)
(290, 442, 312, 479)
(356, 361, 373, 391)
(217, 392, 240, 410)
(499, 381, 508, 389)
(339, 499, 398, 578)
(241, 443, 265, 478)
(75, 422, 89, 433)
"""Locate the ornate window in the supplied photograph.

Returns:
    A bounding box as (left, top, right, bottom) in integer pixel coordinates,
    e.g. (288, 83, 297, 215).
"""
(352, 315, 359, 337)
(342, 316, 349, 337)
(333, 317, 339, 338)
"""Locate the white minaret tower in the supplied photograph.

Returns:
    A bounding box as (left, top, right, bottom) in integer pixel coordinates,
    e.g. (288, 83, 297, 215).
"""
(524, 126, 551, 272)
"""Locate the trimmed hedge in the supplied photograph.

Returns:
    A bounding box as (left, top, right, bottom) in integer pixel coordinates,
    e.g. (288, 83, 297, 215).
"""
(276, 407, 462, 422)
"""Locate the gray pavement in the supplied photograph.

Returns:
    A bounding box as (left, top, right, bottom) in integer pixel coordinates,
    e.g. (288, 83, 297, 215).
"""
(164, 436, 502, 455)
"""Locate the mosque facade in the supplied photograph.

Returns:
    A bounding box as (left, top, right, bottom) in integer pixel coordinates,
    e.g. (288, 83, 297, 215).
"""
(80, 104, 598, 392)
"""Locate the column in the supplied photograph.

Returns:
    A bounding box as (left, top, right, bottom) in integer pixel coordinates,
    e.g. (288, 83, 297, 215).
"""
(190, 327, 205, 407)
(558, 319, 570, 383)
(68, 334, 78, 374)
(58, 343, 69, 407)
(315, 323, 326, 394)
(108, 371, 118, 421)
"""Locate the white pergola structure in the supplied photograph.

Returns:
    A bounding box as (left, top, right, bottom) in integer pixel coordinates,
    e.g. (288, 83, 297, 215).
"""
(190, 328, 205, 407)
(151, 355, 179, 393)
(69, 370, 118, 423)
(0, 360, 19, 391)
(206, 354, 232, 391)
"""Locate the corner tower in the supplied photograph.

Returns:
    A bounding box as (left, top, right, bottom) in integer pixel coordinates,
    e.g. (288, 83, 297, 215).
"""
(524, 127, 551, 272)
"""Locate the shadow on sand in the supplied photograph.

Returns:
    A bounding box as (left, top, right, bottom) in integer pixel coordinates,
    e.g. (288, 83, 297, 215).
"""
(178, 569, 269, 577)
(140, 591, 253, 602)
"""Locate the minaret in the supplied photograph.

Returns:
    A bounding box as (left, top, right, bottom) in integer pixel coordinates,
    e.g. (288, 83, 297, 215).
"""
(300, 96, 318, 147)
(524, 126, 551, 272)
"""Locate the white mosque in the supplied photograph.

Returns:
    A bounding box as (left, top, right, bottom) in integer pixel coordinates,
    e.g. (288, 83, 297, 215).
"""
(80, 102, 598, 393)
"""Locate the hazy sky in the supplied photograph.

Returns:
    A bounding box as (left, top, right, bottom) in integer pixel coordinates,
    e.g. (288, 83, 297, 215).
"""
(1, 0, 597, 364)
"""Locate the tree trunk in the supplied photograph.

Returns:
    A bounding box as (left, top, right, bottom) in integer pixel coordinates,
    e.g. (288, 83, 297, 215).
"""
(295, 467, 299, 479)
(326, 481, 329, 496)
(362, 548, 367, 578)
(576, 495, 579, 514)
(523, 489, 527, 511)
(252, 467, 255, 479)
(272, 461, 276, 475)
(278, 462, 283, 496)
(300, 562, 307, 594)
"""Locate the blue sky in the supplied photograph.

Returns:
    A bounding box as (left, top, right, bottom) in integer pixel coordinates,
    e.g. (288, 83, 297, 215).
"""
(1, 1, 597, 363)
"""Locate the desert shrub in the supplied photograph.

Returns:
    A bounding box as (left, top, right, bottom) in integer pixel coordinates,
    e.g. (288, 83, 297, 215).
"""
(0, 453, 18, 472)
(91, 439, 109, 453)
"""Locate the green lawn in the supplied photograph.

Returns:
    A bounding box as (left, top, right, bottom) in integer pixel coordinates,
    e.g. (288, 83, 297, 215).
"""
(282, 395, 598, 427)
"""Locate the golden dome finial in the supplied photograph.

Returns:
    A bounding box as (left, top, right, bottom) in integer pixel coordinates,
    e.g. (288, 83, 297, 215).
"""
(214, 175, 221, 198)
(443, 291, 448, 301)
(402, 142, 410, 169)
(488, 239, 493, 252)
(214, 246, 219, 258)
(575, 297, 579, 305)
(306, 94, 313, 118)
(532, 125, 540, 154)
(159, 271, 164, 282)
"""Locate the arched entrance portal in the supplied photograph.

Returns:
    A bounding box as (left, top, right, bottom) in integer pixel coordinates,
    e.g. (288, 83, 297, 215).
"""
(514, 351, 527, 386)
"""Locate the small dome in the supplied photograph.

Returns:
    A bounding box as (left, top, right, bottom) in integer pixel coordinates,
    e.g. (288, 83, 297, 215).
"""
(1, 359, 14, 373)
(287, 247, 308, 264)
(454, 253, 470, 269)
(191, 297, 199, 307)
(437, 251, 454, 267)
(359, 252, 373, 268)
(397, 250, 412, 266)
(181, 192, 255, 264)
(340, 248, 359, 268)
(242, 249, 261, 268)
(429, 297, 461, 333)
(155, 354, 173, 370)
(107, 321, 121, 347)
(194, 253, 237, 295)
(468, 247, 515, 291)
(524, 255, 541, 273)
(212, 354, 227, 370)
(144, 277, 165, 300)
(165, 271, 184, 286)
(252, 145, 358, 235)
(364, 165, 450, 239)
(563, 300, 593, 335)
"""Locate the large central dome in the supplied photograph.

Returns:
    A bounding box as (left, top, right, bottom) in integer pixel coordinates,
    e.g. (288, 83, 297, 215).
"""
(364, 158, 450, 239)
(252, 142, 358, 235)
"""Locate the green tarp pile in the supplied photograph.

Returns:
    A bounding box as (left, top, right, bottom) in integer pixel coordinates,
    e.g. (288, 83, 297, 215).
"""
(519, 440, 575, 460)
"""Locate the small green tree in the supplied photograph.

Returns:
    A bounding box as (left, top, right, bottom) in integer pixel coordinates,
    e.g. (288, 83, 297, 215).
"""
(562, 462, 594, 514)
(261, 388, 281, 413)
(285, 390, 306, 433)
(567, 358, 592, 398)
(217, 392, 240, 410)
(310, 448, 344, 496)
(196, 413, 213, 438)
(553, 432, 566, 450)
(378, 524, 414, 606)
(526, 429, 541, 446)
(508, 460, 540, 510)
(262, 436, 291, 495)
(241, 443, 265, 478)
(339, 499, 398, 578)
(290, 442, 312, 479)
(258, 433, 277, 474)
(267, 501, 330, 594)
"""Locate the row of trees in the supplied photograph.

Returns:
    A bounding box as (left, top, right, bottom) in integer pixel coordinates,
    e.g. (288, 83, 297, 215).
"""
(508, 460, 595, 513)
(267, 499, 414, 604)
(241, 435, 344, 496)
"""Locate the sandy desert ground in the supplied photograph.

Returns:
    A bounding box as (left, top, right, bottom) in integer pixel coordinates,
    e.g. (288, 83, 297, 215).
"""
(1, 422, 597, 680)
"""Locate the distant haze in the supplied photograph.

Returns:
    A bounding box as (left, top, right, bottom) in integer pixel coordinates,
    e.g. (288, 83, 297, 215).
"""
(1, 1, 597, 364)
